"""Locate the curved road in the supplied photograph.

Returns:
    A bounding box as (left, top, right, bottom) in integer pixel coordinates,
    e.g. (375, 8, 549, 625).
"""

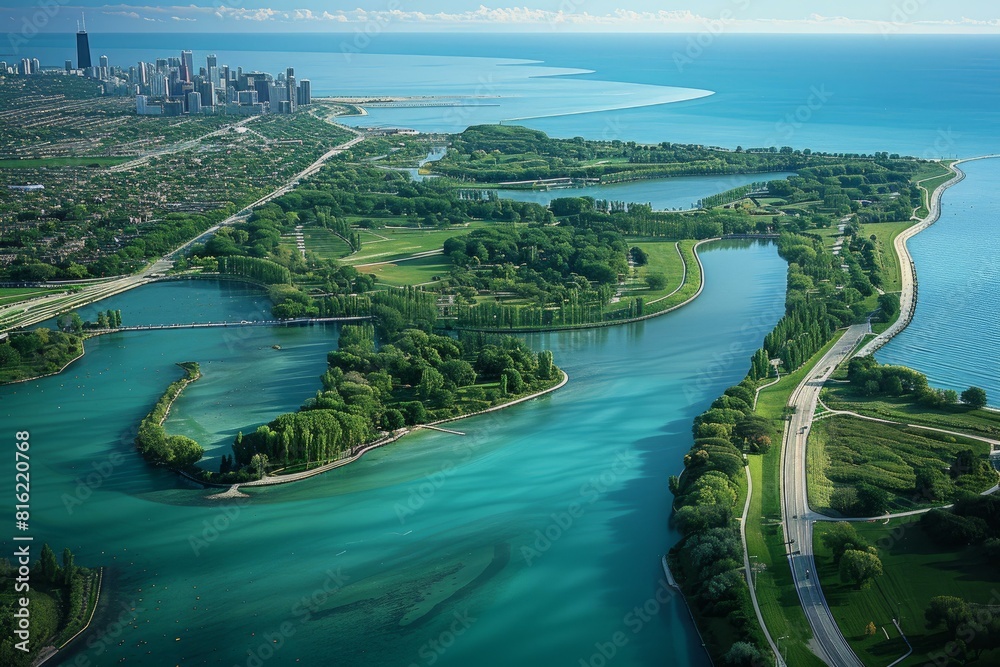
(781, 323, 870, 667)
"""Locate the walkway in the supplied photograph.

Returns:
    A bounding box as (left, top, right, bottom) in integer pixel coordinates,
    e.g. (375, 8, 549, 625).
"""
(856, 155, 1000, 358)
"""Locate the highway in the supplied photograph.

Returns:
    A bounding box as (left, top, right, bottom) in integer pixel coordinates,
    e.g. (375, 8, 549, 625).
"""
(780, 323, 870, 667)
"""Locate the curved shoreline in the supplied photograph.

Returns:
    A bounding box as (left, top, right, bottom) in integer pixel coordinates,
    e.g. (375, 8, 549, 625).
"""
(191, 370, 570, 491)
(856, 154, 1000, 357)
(451, 236, 719, 334)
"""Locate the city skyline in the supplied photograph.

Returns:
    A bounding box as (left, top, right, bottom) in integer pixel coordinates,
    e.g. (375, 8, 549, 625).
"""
(1, 1, 999, 34)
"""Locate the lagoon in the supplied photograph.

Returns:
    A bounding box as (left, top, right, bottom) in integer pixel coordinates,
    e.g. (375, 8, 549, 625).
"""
(2, 241, 786, 666)
(492, 172, 794, 211)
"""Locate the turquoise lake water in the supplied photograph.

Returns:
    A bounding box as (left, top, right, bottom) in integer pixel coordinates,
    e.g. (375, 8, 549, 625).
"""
(7, 31, 1000, 664)
(493, 172, 794, 211)
(1, 242, 786, 666)
(878, 158, 1000, 407)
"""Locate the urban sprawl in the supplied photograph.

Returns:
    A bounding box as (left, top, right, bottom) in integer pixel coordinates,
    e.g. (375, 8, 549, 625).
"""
(6, 19, 312, 117)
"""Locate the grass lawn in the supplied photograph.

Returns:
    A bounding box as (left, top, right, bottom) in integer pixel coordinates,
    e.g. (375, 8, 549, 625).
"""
(346, 224, 484, 266)
(0, 156, 128, 168)
(360, 254, 452, 287)
(640, 239, 703, 315)
(741, 332, 847, 666)
(821, 384, 1000, 438)
(303, 227, 353, 259)
(814, 517, 1000, 666)
(807, 415, 993, 516)
(625, 237, 686, 298)
(912, 161, 955, 218)
(859, 220, 914, 293)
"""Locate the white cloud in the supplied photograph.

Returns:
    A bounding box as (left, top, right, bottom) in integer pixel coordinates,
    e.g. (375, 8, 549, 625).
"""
(84, 5, 1000, 33)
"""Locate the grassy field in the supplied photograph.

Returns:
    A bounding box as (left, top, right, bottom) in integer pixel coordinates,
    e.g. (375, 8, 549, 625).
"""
(741, 332, 847, 667)
(807, 415, 993, 515)
(814, 517, 1000, 666)
(859, 220, 914, 293)
(361, 254, 452, 287)
(821, 384, 1000, 438)
(626, 238, 687, 301)
(346, 224, 485, 266)
(304, 227, 354, 259)
(912, 160, 956, 218)
(634, 239, 704, 316)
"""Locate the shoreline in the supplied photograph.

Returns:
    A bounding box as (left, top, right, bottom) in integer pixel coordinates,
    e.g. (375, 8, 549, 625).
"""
(856, 154, 1000, 357)
(2, 340, 86, 386)
(450, 236, 716, 334)
(192, 370, 570, 492)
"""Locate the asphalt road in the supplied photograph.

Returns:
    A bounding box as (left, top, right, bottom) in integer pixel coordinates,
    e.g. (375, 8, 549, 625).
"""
(780, 323, 870, 667)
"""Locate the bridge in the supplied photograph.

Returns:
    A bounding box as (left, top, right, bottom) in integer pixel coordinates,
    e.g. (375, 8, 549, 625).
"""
(86, 316, 370, 334)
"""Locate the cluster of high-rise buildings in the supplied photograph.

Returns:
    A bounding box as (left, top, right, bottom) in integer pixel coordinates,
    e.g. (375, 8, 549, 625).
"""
(133, 52, 312, 117)
(3, 18, 312, 118)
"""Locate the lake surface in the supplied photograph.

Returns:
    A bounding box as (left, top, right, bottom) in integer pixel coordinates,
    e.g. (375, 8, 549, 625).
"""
(26, 33, 1000, 156)
(9, 30, 1000, 665)
(1, 242, 786, 666)
(877, 158, 1000, 407)
(493, 172, 794, 211)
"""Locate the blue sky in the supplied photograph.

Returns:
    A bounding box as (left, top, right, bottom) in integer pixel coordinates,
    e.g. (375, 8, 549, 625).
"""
(3, 1, 999, 33)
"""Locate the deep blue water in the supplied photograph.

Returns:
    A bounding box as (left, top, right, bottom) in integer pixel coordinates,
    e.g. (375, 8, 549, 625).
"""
(22, 32, 1000, 156)
(878, 158, 1000, 407)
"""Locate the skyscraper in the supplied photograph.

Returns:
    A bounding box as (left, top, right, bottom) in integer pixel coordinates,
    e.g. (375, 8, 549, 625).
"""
(181, 50, 194, 83)
(298, 79, 311, 106)
(76, 15, 92, 70)
(187, 92, 202, 115)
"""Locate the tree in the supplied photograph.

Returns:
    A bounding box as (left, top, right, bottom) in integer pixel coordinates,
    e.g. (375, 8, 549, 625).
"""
(925, 596, 970, 633)
(722, 641, 763, 666)
(0, 344, 20, 368)
(952, 449, 978, 479)
(167, 436, 204, 467)
(439, 359, 476, 388)
(62, 548, 76, 586)
(839, 549, 883, 589)
(961, 386, 988, 410)
(250, 453, 269, 480)
(645, 273, 668, 291)
(37, 543, 59, 583)
(57, 312, 83, 333)
(383, 409, 406, 431)
(821, 522, 871, 564)
(417, 367, 445, 399)
(856, 484, 890, 516)
(537, 350, 554, 380)
(831, 487, 859, 515)
(864, 621, 877, 637)
(501, 368, 525, 394)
